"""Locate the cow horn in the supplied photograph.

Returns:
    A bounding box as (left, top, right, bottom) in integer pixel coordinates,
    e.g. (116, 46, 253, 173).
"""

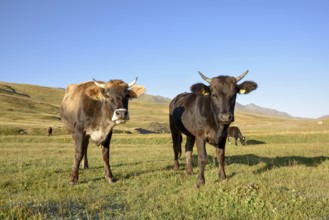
(128, 77, 138, 88)
(198, 71, 212, 84)
(92, 78, 106, 88)
(235, 70, 249, 82)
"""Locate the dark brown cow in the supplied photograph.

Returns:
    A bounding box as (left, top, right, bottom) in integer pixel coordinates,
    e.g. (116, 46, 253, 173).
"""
(61, 78, 145, 185)
(169, 70, 257, 186)
(227, 126, 246, 146)
(47, 127, 53, 136)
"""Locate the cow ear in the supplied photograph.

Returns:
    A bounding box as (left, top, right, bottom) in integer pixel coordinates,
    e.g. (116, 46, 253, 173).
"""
(237, 81, 257, 94)
(129, 85, 146, 98)
(86, 87, 106, 100)
(191, 83, 210, 96)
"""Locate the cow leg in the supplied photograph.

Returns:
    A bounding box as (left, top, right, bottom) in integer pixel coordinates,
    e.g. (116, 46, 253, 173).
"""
(235, 137, 238, 146)
(185, 135, 195, 175)
(196, 137, 207, 186)
(216, 136, 227, 181)
(171, 128, 182, 170)
(102, 131, 114, 184)
(70, 129, 86, 185)
(215, 148, 226, 180)
(82, 136, 89, 169)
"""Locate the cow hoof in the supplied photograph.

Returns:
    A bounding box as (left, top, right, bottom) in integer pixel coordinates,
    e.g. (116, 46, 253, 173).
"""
(219, 178, 227, 182)
(70, 180, 78, 186)
(219, 175, 227, 181)
(186, 170, 193, 175)
(105, 177, 115, 184)
(196, 179, 205, 187)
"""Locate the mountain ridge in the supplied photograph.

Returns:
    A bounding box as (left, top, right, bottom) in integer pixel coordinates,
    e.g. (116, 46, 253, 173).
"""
(235, 103, 293, 118)
(0, 81, 322, 119)
(133, 93, 295, 119)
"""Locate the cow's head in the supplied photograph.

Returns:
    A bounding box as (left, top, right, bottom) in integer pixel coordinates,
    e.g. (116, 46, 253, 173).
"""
(241, 136, 246, 145)
(89, 77, 145, 125)
(191, 70, 257, 124)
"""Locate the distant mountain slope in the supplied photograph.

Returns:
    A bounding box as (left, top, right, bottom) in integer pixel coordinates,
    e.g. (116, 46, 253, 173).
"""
(0, 82, 64, 107)
(318, 115, 329, 120)
(131, 94, 171, 104)
(235, 103, 293, 118)
(0, 82, 63, 115)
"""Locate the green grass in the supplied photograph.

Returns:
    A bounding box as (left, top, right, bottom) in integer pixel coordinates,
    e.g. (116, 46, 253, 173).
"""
(1, 132, 329, 219)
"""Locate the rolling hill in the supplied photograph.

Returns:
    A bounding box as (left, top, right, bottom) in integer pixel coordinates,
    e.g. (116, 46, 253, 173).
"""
(235, 103, 292, 118)
(0, 81, 324, 135)
(131, 93, 171, 104)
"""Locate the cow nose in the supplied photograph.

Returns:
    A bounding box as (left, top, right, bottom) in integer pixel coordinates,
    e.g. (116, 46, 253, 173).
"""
(219, 113, 233, 124)
(112, 108, 129, 122)
(115, 109, 127, 118)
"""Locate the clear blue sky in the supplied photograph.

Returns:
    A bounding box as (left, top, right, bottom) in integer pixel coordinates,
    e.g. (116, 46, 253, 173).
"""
(1, 0, 328, 118)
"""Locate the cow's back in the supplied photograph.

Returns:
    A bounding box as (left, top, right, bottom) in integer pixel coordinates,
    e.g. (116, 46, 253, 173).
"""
(62, 84, 80, 110)
(61, 82, 97, 132)
(61, 84, 80, 132)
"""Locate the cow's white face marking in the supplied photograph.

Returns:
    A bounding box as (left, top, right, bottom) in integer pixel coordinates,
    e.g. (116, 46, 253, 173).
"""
(87, 109, 129, 144)
(112, 108, 130, 122)
(115, 120, 126, 125)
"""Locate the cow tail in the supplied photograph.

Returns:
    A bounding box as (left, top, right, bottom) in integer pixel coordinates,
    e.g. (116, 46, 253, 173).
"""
(173, 133, 182, 159)
(178, 134, 182, 158)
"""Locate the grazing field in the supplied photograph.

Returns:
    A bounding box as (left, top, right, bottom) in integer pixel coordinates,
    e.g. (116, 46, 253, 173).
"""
(1, 130, 329, 219)
(1, 82, 329, 219)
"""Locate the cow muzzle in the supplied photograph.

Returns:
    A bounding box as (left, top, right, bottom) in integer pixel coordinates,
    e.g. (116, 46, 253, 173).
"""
(219, 113, 233, 124)
(112, 108, 130, 124)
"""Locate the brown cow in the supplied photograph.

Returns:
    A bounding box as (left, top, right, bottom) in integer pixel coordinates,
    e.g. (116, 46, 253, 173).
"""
(47, 127, 53, 136)
(61, 77, 145, 185)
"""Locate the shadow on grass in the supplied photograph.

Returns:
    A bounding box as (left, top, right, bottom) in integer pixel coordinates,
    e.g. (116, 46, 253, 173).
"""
(179, 154, 329, 176)
(81, 160, 173, 183)
(74, 154, 329, 183)
(227, 139, 266, 146)
(226, 154, 329, 174)
(246, 139, 266, 145)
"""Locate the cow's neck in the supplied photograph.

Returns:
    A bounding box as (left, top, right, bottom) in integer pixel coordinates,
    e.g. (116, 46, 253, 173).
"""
(87, 105, 116, 145)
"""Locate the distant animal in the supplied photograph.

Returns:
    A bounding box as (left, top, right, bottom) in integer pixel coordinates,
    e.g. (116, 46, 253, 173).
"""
(47, 127, 53, 136)
(227, 126, 246, 146)
(60, 77, 145, 185)
(169, 70, 257, 186)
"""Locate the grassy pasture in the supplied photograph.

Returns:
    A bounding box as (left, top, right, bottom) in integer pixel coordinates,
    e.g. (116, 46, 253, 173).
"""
(1, 82, 329, 219)
(1, 131, 329, 219)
